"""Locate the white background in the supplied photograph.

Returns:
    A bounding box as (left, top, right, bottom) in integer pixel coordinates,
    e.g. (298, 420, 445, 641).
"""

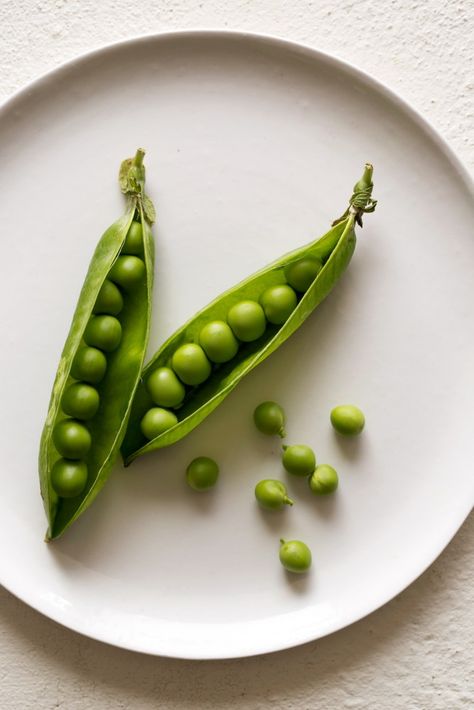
(1, 1, 473, 708)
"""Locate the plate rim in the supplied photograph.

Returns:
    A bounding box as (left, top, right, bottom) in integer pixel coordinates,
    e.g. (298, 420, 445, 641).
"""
(0, 28, 472, 660)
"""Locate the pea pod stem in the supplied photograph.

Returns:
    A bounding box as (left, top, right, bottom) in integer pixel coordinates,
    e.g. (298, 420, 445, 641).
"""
(284, 496, 294, 506)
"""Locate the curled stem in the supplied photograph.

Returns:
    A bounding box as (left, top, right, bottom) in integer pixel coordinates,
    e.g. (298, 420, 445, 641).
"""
(332, 163, 377, 227)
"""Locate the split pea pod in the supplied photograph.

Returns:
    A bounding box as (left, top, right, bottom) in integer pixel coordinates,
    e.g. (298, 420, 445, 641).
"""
(39, 149, 155, 540)
(122, 164, 377, 465)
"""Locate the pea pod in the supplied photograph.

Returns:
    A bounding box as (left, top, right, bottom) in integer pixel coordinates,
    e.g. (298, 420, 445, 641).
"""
(39, 149, 155, 539)
(122, 164, 376, 465)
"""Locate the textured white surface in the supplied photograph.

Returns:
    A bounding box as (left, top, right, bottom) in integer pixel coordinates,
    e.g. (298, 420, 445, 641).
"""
(0, 0, 473, 707)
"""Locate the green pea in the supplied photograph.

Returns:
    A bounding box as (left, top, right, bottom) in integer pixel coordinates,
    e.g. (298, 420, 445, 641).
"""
(53, 419, 91, 458)
(186, 456, 219, 491)
(199, 320, 239, 363)
(70, 346, 107, 384)
(259, 284, 297, 325)
(140, 407, 178, 440)
(253, 401, 286, 437)
(109, 255, 145, 290)
(146, 367, 185, 408)
(282, 444, 316, 477)
(309, 464, 339, 495)
(285, 257, 323, 292)
(51, 459, 88, 498)
(93, 279, 123, 315)
(227, 300, 266, 342)
(122, 220, 143, 255)
(171, 343, 211, 386)
(62, 383, 100, 420)
(255, 479, 293, 510)
(279, 539, 312, 573)
(84, 315, 122, 352)
(330, 405, 365, 436)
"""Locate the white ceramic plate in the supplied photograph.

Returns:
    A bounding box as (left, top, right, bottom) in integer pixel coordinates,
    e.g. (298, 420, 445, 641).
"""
(0, 31, 472, 659)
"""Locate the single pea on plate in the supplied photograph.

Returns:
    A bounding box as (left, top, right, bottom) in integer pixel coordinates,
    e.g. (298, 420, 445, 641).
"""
(330, 405, 365, 436)
(254, 479, 293, 510)
(253, 401, 286, 437)
(309, 464, 339, 495)
(279, 539, 312, 573)
(186, 456, 219, 491)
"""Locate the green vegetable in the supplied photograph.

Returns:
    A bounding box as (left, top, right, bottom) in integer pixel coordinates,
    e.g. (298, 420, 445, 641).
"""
(122, 220, 143, 255)
(171, 343, 211, 386)
(38, 149, 155, 540)
(51, 459, 88, 498)
(109, 255, 146, 290)
(282, 444, 316, 477)
(61, 382, 100, 420)
(227, 300, 267, 342)
(199, 320, 239, 363)
(140, 408, 178, 439)
(93, 279, 124, 316)
(253, 401, 286, 437)
(309, 464, 339, 495)
(255, 479, 293, 510)
(259, 284, 297, 325)
(84, 315, 122, 352)
(122, 164, 376, 465)
(330, 404, 365, 436)
(146, 367, 185, 408)
(52, 419, 92, 458)
(186, 456, 219, 491)
(70, 346, 107, 385)
(284, 256, 322, 292)
(279, 539, 312, 573)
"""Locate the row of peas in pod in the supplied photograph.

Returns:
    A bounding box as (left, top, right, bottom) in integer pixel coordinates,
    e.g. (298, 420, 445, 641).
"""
(50, 220, 146, 499)
(140, 256, 324, 441)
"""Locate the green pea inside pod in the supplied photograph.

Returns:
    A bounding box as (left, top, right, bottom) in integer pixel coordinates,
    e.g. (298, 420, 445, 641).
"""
(122, 220, 143, 255)
(146, 367, 186, 408)
(93, 279, 123, 316)
(253, 401, 286, 437)
(254, 479, 293, 510)
(309, 464, 339, 495)
(70, 346, 107, 385)
(227, 300, 266, 342)
(140, 408, 178, 440)
(171, 343, 211, 386)
(282, 444, 316, 477)
(279, 539, 312, 573)
(84, 315, 122, 352)
(53, 419, 91, 459)
(199, 320, 239, 363)
(62, 383, 100, 421)
(109, 255, 146, 290)
(51, 459, 88, 498)
(259, 284, 297, 325)
(285, 257, 323, 293)
(186, 456, 219, 491)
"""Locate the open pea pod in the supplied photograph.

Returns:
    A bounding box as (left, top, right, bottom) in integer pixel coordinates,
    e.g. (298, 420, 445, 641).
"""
(122, 164, 376, 465)
(39, 150, 155, 539)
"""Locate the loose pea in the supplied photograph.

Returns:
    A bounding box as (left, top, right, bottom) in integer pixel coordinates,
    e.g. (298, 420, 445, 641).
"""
(285, 257, 323, 292)
(84, 315, 122, 352)
(93, 279, 123, 315)
(255, 479, 293, 510)
(53, 419, 91, 458)
(51, 459, 88, 498)
(199, 320, 239, 363)
(330, 405, 365, 436)
(282, 444, 316, 477)
(171, 343, 211, 386)
(309, 464, 339, 495)
(227, 300, 266, 342)
(62, 383, 100, 420)
(146, 367, 186, 408)
(259, 284, 297, 325)
(253, 401, 286, 437)
(279, 539, 312, 573)
(140, 407, 178, 440)
(186, 456, 219, 491)
(109, 255, 145, 289)
(122, 220, 143, 255)
(70, 346, 107, 384)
